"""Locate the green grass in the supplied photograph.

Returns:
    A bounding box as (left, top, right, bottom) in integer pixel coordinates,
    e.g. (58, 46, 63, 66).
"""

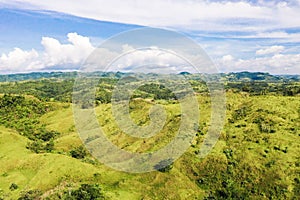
(0, 126, 101, 199)
(40, 104, 75, 135)
(0, 92, 299, 199)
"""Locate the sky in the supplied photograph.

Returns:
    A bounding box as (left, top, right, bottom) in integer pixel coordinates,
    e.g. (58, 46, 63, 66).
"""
(0, 0, 300, 74)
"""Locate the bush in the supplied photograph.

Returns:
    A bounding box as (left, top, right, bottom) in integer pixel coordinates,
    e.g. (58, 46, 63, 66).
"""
(26, 140, 55, 153)
(64, 184, 104, 200)
(0, 189, 4, 200)
(18, 189, 41, 200)
(26, 140, 44, 153)
(36, 130, 59, 142)
(70, 146, 88, 159)
(9, 183, 18, 191)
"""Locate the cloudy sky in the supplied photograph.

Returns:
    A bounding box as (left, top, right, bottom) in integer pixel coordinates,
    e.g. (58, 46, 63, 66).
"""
(0, 0, 300, 74)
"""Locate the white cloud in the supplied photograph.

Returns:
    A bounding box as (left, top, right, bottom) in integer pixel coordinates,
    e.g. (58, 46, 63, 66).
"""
(257, 31, 292, 38)
(1, 32, 299, 74)
(0, 32, 95, 73)
(42, 32, 94, 67)
(256, 45, 285, 55)
(230, 31, 300, 42)
(2, 0, 300, 32)
(218, 53, 300, 74)
(0, 33, 195, 73)
(0, 48, 39, 72)
(84, 45, 195, 73)
(112, 47, 190, 73)
(221, 55, 234, 62)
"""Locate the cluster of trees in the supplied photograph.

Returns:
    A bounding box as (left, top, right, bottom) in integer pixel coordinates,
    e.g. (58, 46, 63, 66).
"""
(137, 83, 176, 100)
(226, 82, 300, 96)
(0, 94, 59, 153)
(69, 146, 88, 159)
(0, 74, 299, 107)
(16, 184, 104, 200)
(65, 184, 104, 200)
(0, 72, 78, 82)
(178, 94, 300, 199)
(193, 149, 291, 199)
(0, 80, 74, 102)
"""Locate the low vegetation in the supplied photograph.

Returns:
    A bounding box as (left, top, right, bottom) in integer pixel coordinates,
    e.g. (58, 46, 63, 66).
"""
(0, 72, 299, 199)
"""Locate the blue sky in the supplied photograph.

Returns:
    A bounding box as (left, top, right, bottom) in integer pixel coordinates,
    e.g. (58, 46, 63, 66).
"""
(0, 0, 300, 74)
(0, 8, 140, 50)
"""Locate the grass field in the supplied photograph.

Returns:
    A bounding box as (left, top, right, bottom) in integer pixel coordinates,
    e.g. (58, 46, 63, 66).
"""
(0, 91, 299, 199)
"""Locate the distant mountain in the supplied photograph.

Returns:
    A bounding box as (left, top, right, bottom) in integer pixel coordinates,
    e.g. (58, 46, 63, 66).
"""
(0, 72, 78, 82)
(222, 71, 300, 82)
(277, 74, 300, 81)
(0, 71, 299, 82)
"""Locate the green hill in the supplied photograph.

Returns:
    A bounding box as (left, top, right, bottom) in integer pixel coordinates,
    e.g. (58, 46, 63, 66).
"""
(0, 92, 299, 199)
(0, 73, 299, 199)
(0, 71, 299, 83)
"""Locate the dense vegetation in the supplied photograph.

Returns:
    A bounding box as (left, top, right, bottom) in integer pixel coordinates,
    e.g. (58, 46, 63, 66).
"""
(0, 72, 299, 103)
(0, 94, 59, 153)
(0, 71, 299, 199)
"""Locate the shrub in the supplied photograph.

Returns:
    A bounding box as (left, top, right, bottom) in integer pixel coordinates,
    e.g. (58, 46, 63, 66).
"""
(0, 189, 4, 200)
(64, 184, 104, 200)
(36, 130, 59, 142)
(9, 183, 18, 191)
(70, 146, 88, 159)
(26, 140, 55, 153)
(26, 140, 44, 153)
(18, 189, 41, 200)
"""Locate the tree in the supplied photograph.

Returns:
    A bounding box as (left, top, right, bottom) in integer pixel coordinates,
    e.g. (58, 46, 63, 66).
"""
(65, 184, 104, 200)
(70, 146, 88, 159)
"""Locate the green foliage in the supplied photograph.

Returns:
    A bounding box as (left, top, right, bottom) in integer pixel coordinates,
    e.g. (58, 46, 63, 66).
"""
(231, 104, 251, 121)
(0, 189, 4, 200)
(293, 177, 300, 198)
(0, 79, 74, 102)
(0, 94, 50, 131)
(0, 72, 299, 199)
(18, 189, 42, 200)
(26, 139, 54, 153)
(64, 184, 104, 200)
(138, 83, 176, 100)
(226, 81, 300, 96)
(0, 71, 77, 82)
(70, 146, 88, 159)
(197, 152, 289, 199)
(9, 183, 18, 191)
(95, 89, 112, 104)
(0, 94, 59, 153)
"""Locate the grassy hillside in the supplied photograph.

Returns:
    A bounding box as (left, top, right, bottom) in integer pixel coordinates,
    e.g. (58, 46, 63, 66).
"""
(0, 71, 299, 199)
(0, 91, 299, 199)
